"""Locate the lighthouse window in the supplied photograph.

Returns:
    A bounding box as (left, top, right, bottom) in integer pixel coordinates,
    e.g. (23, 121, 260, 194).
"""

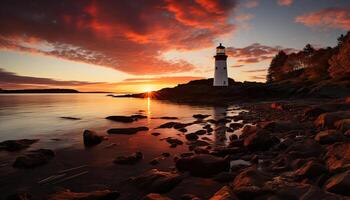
(224, 67, 226, 69)
(215, 67, 218, 69)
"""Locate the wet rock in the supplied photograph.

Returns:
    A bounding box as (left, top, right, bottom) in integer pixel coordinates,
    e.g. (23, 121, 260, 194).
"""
(106, 115, 146, 122)
(193, 146, 210, 154)
(209, 186, 238, 200)
(181, 194, 201, 200)
(229, 123, 243, 130)
(114, 152, 143, 165)
(315, 111, 350, 128)
(303, 107, 327, 120)
(48, 190, 120, 200)
(83, 130, 103, 146)
(271, 102, 284, 110)
(314, 130, 344, 145)
(176, 154, 229, 177)
(185, 133, 199, 141)
(188, 140, 210, 150)
(212, 172, 237, 183)
(0, 139, 39, 152)
(324, 170, 350, 196)
(210, 147, 243, 157)
(299, 185, 343, 200)
(60, 116, 81, 120)
(286, 139, 323, 159)
(129, 169, 184, 193)
(149, 158, 160, 165)
(294, 160, 327, 179)
(152, 132, 161, 136)
(142, 193, 172, 200)
(334, 119, 350, 133)
(178, 128, 188, 133)
(243, 130, 279, 151)
(263, 177, 313, 199)
(165, 138, 183, 147)
(181, 152, 195, 157)
(158, 122, 178, 128)
(232, 167, 272, 199)
(240, 125, 257, 139)
(324, 141, 350, 172)
(194, 130, 206, 135)
(13, 149, 55, 168)
(261, 120, 304, 133)
(229, 134, 238, 141)
(107, 127, 149, 134)
(193, 114, 210, 119)
(7, 192, 32, 200)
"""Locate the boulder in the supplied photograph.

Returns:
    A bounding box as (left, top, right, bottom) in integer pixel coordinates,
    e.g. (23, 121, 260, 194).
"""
(314, 130, 344, 145)
(181, 194, 201, 200)
(261, 120, 304, 133)
(83, 130, 103, 146)
(106, 115, 146, 122)
(185, 133, 199, 141)
(212, 172, 237, 183)
(286, 139, 323, 159)
(240, 125, 257, 139)
(48, 190, 119, 200)
(294, 160, 327, 179)
(152, 132, 161, 136)
(334, 119, 350, 133)
(324, 142, 350, 173)
(232, 167, 272, 199)
(142, 193, 172, 200)
(158, 122, 179, 128)
(13, 149, 55, 168)
(209, 186, 238, 200)
(6, 192, 32, 200)
(176, 154, 229, 177)
(114, 152, 143, 165)
(107, 127, 149, 134)
(299, 185, 343, 200)
(303, 107, 327, 120)
(243, 130, 279, 151)
(159, 117, 178, 120)
(324, 170, 350, 196)
(129, 169, 184, 193)
(263, 177, 314, 199)
(193, 114, 210, 119)
(315, 111, 350, 128)
(229, 123, 243, 130)
(0, 139, 39, 152)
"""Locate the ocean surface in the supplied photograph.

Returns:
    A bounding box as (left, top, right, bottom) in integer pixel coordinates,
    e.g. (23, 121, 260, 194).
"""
(0, 94, 242, 149)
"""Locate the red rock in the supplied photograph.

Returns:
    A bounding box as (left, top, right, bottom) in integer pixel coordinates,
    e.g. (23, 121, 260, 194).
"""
(324, 142, 350, 173)
(142, 193, 172, 200)
(315, 111, 350, 128)
(324, 170, 350, 196)
(314, 130, 344, 144)
(49, 190, 119, 200)
(209, 186, 238, 200)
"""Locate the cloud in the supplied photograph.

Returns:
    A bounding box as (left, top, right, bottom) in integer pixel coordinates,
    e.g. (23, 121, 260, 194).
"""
(226, 43, 296, 64)
(230, 64, 244, 68)
(0, 68, 101, 87)
(277, 0, 293, 6)
(243, 0, 259, 8)
(123, 76, 205, 84)
(235, 13, 254, 22)
(250, 75, 266, 80)
(243, 69, 267, 73)
(295, 7, 350, 30)
(0, 0, 238, 75)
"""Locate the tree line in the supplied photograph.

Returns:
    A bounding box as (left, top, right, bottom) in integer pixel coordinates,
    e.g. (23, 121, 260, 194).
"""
(267, 31, 350, 83)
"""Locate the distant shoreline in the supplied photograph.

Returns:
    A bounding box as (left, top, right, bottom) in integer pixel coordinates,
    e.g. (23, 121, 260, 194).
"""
(0, 89, 111, 94)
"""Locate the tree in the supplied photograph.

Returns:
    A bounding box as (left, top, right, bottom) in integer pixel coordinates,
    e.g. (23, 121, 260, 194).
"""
(303, 44, 315, 56)
(328, 32, 350, 79)
(266, 51, 288, 82)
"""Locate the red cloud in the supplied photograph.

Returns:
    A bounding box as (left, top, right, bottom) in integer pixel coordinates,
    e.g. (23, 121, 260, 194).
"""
(0, 0, 237, 75)
(295, 7, 350, 30)
(277, 0, 293, 6)
(226, 43, 296, 64)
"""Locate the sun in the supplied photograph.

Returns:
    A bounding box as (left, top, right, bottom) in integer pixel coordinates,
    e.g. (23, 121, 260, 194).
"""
(142, 85, 154, 93)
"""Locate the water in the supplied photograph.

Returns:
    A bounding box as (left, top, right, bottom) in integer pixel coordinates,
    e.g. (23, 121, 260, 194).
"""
(0, 94, 242, 149)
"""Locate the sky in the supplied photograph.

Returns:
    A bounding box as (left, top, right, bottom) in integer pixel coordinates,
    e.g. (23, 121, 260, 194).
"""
(0, 0, 349, 93)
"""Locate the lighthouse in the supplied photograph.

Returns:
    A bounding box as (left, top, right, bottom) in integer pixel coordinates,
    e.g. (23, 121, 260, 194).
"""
(213, 43, 228, 86)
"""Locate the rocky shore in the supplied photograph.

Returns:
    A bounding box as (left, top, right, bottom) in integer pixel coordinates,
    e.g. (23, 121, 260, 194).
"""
(1, 96, 350, 199)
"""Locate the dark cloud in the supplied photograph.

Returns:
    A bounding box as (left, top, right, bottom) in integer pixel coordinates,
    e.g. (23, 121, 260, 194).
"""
(226, 43, 296, 64)
(0, 0, 238, 75)
(230, 64, 244, 68)
(0, 68, 101, 86)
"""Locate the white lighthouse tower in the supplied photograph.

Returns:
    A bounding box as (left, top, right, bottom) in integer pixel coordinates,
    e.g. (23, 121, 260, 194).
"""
(213, 43, 228, 86)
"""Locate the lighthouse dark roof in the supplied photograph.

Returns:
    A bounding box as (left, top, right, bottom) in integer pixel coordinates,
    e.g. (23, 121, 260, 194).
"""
(217, 43, 225, 49)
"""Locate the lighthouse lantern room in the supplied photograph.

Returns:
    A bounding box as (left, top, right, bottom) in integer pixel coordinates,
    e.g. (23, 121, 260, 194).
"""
(213, 43, 228, 86)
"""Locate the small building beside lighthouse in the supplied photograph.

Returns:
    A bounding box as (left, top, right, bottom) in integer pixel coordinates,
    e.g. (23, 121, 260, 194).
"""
(213, 43, 228, 86)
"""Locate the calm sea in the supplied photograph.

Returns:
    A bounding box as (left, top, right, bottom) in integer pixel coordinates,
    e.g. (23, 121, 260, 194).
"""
(0, 94, 242, 149)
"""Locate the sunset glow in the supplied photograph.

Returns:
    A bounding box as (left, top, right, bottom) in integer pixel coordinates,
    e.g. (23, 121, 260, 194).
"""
(0, 0, 349, 93)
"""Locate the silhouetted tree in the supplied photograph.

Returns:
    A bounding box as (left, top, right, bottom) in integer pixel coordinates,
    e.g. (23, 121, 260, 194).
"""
(266, 51, 288, 82)
(303, 44, 315, 56)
